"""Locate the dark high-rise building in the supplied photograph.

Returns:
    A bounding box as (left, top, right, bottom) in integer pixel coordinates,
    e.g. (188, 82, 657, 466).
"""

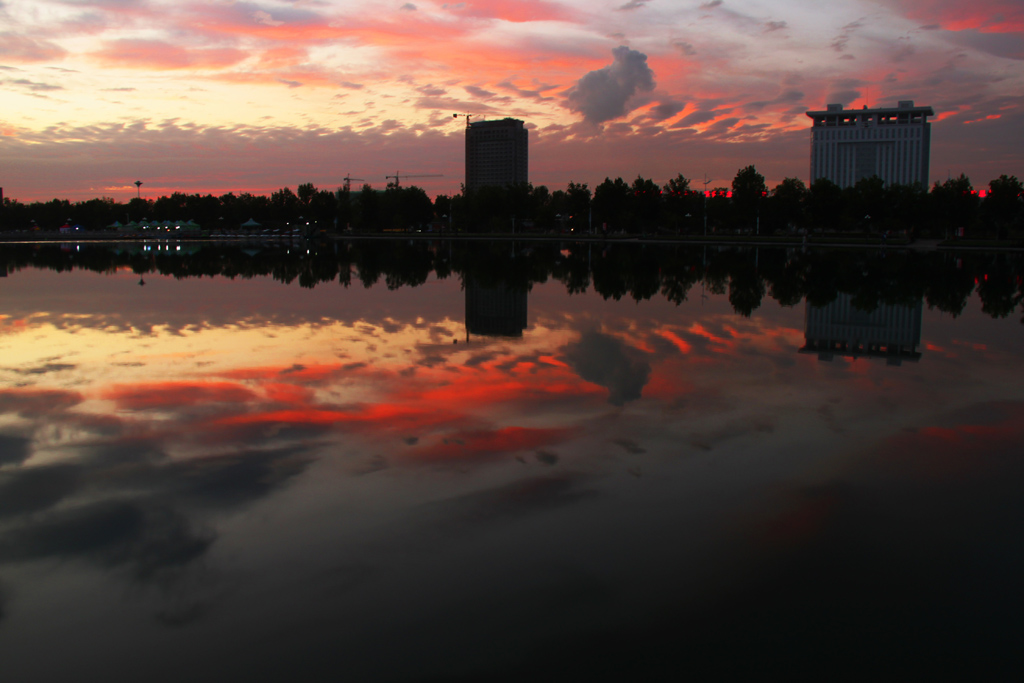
(806, 101, 933, 188)
(465, 118, 528, 191)
(465, 280, 528, 338)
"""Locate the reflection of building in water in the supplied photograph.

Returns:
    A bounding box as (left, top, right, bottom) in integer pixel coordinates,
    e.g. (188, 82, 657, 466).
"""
(800, 294, 923, 365)
(465, 280, 527, 338)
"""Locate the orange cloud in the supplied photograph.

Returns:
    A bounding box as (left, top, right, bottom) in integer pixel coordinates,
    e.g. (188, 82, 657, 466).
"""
(90, 40, 248, 70)
(657, 329, 692, 354)
(101, 381, 258, 410)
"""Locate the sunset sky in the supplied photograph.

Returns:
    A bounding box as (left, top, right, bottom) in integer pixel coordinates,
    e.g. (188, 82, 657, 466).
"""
(2, 0, 1022, 202)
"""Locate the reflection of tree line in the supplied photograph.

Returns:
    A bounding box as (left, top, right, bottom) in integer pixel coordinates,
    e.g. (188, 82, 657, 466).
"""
(3, 241, 1023, 321)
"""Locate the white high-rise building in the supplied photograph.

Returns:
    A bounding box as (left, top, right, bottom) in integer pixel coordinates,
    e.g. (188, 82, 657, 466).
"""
(806, 101, 933, 188)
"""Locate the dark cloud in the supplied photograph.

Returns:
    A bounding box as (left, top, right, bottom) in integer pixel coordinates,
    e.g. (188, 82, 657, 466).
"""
(0, 465, 81, 518)
(673, 40, 697, 56)
(352, 454, 389, 476)
(464, 351, 497, 367)
(0, 500, 211, 579)
(648, 100, 685, 121)
(947, 29, 1024, 60)
(464, 84, 497, 99)
(566, 46, 656, 125)
(689, 416, 775, 451)
(8, 362, 76, 375)
(535, 450, 559, 466)
(826, 90, 862, 106)
(496, 79, 555, 102)
(2, 78, 64, 92)
(746, 89, 804, 111)
(0, 389, 83, 416)
(765, 21, 788, 32)
(617, 0, 649, 9)
(0, 434, 31, 466)
(563, 331, 651, 406)
(700, 0, 723, 8)
(418, 474, 597, 530)
(831, 20, 863, 53)
(674, 109, 720, 127)
(612, 438, 646, 454)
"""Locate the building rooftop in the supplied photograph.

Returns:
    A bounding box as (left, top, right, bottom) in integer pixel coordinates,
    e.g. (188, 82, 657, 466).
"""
(807, 100, 934, 119)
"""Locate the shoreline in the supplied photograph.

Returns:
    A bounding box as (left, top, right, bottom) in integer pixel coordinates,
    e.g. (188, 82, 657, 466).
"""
(1, 230, 1021, 251)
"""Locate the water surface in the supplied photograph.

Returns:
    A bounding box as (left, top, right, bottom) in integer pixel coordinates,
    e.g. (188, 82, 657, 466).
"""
(1, 242, 1022, 680)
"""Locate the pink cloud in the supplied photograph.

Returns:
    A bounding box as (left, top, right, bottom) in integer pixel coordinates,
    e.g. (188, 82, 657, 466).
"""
(0, 33, 68, 62)
(444, 0, 577, 23)
(888, 0, 1024, 32)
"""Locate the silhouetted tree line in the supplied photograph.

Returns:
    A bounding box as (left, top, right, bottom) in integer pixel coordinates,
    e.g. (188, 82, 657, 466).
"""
(3, 170, 1021, 238)
(3, 241, 1022, 322)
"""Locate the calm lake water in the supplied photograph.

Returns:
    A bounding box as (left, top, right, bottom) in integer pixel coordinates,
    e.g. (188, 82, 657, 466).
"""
(1, 241, 1022, 680)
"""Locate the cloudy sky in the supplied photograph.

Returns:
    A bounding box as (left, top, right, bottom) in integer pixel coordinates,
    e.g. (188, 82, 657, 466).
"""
(1, 0, 1022, 201)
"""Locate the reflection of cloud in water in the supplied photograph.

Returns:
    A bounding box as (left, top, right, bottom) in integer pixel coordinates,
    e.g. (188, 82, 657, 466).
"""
(0, 500, 211, 581)
(563, 331, 651, 406)
(418, 473, 598, 531)
(689, 416, 776, 451)
(0, 465, 81, 518)
(612, 438, 646, 454)
(0, 388, 84, 416)
(535, 450, 559, 466)
(7, 362, 77, 376)
(0, 441, 314, 603)
(0, 434, 32, 466)
(352, 454, 389, 476)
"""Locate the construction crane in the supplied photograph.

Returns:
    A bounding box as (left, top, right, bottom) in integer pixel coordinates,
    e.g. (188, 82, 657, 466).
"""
(385, 171, 442, 188)
(453, 113, 474, 128)
(342, 174, 365, 193)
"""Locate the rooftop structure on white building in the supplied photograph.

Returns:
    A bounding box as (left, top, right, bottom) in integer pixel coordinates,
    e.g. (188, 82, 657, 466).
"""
(806, 101, 934, 188)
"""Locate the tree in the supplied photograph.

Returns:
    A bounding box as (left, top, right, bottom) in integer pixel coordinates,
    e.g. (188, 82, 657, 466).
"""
(631, 175, 662, 231)
(982, 175, 1023, 239)
(357, 184, 379, 230)
(593, 177, 631, 232)
(662, 174, 699, 233)
(769, 177, 808, 232)
(808, 177, 844, 230)
(310, 189, 337, 230)
(847, 175, 887, 233)
(297, 182, 317, 207)
(930, 175, 977, 237)
(270, 187, 300, 224)
(566, 182, 591, 232)
(731, 165, 767, 232)
(886, 182, 928, 236)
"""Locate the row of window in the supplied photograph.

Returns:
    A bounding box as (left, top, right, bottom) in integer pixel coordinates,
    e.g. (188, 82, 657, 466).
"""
(815, 126, 923, 141)
(811, 140, 925, 186)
